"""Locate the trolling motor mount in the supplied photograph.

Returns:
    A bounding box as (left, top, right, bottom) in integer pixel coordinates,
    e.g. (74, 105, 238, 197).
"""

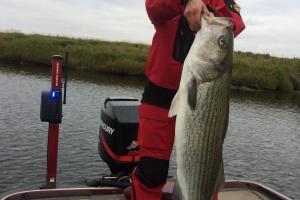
(40, 54, 68, 189)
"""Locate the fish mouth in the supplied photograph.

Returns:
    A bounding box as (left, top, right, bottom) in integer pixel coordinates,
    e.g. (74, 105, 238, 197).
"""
(204, 15, 233, 28)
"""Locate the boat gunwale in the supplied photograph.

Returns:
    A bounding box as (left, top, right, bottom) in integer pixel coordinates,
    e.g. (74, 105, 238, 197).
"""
(0, 180, 292, 200)
(0, 187, 123, 200)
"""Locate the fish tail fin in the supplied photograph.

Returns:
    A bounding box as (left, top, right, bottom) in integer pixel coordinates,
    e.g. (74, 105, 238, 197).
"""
(168, 90, 182, 117)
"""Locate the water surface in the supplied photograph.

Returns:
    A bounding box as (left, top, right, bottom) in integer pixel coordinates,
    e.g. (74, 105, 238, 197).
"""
(0, 64, 299, 199)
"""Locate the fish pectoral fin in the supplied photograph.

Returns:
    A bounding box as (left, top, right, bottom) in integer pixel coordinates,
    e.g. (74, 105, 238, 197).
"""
(168, 90, 181, 117)
(169, 77, 197, 117)
(187, 78, 197, 110)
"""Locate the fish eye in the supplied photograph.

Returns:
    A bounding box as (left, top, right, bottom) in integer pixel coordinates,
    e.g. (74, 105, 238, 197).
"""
(218, 36, 226, 49)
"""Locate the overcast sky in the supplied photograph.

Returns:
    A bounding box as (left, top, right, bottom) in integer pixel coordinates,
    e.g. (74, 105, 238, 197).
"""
(0, 0, 299, 58)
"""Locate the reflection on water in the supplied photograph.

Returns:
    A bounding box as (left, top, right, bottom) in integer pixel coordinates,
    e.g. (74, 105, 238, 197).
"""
(231, 89, 300, 109)
(0, 64, 299, 199)
(0, 63, 145, 88)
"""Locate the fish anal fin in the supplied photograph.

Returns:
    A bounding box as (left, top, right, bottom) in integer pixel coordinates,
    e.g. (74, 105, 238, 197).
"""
(188, 78, 197, 110)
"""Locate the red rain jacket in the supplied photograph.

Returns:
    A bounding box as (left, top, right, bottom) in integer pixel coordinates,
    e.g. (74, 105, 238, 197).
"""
(145, 0, 245, 90)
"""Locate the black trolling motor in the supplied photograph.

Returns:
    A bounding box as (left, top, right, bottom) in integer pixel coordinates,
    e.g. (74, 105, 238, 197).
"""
(32, 52, 294, 200)
(40, 53, 68, 189)
(40, 53, 141, 189)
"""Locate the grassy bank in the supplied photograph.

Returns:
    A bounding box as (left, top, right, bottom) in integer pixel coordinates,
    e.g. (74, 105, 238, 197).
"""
(233, 52, 300, 92)
(0, 32, 299, 92)
(0, 32, 148, 75)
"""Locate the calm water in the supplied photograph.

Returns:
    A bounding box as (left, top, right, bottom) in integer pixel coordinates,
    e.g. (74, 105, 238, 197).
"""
(0, 64, 299, 199)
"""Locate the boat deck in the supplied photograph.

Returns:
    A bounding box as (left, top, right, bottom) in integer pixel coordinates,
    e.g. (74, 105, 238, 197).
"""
(27, 189, 272, 200)
(220, 188, 271, 200)
(1, 180, 291, 200)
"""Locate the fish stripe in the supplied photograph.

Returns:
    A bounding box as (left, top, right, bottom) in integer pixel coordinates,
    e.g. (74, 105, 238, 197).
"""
(185, 75, 229, 199)
(205, 81, 220, 199)
(199, 83, 214, 199)
(192, 86, 208, 199)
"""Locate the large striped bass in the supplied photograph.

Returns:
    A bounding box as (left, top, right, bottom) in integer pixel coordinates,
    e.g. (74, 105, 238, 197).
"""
(168, 15, 233, 200)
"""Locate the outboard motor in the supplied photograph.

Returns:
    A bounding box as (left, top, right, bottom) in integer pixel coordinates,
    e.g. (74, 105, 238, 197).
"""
(98, 97, 140, 178)
(85, 97, 141, 187)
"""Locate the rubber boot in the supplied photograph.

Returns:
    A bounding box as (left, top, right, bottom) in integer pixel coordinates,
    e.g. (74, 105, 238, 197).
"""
(130, 171, 164, 200)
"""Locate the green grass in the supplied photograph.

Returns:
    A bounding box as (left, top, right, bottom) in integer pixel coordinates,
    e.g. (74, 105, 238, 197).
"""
(232, 52, 300, 92)
(0, 32, 148, 75)
(0, 32, 299, 92)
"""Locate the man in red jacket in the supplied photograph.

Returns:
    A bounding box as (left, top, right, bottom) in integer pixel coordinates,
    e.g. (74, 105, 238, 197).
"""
(126, 0, 245, 199)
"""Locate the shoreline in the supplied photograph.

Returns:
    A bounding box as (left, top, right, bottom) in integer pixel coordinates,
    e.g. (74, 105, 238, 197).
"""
(0, 32, 299, 93)
(1, 59, 299, 95)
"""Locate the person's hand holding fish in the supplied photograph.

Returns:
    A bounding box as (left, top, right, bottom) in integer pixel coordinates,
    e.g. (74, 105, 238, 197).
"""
(184, 0, 211, 31)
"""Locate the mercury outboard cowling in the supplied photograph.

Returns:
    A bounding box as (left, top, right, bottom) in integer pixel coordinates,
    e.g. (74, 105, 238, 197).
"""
(99, 97, 140, 177)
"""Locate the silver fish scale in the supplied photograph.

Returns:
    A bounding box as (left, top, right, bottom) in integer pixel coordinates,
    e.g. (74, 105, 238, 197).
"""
(179, 71, 230, 200)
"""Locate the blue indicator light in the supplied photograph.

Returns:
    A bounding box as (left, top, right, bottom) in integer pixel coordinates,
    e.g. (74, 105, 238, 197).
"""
(50, 90, 60, 100)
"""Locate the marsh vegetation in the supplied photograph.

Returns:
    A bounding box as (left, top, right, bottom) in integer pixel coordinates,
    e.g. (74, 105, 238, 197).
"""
(0, 32, 299, 92)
